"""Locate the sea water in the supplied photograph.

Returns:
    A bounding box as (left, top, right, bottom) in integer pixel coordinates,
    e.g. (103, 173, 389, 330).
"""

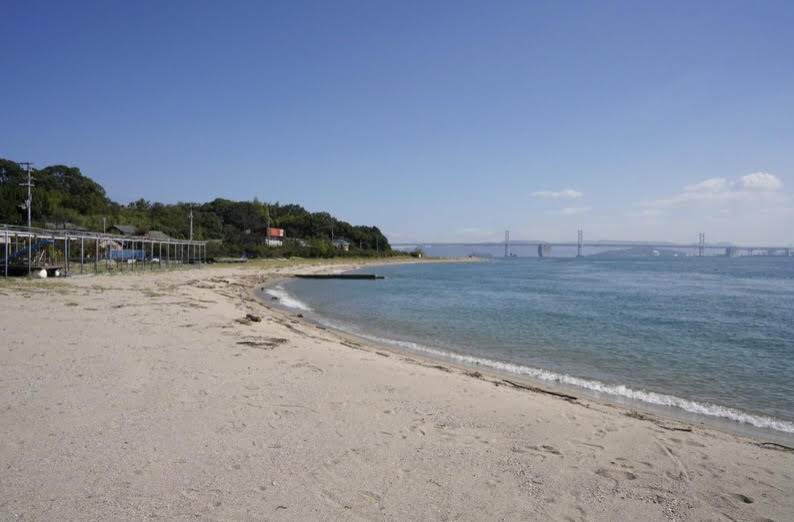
(267, 258, 794, 440)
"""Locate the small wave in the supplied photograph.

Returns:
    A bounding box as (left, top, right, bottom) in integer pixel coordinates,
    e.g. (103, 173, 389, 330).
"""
(265, 286, 312, 311)
(336, 329, 794, 435)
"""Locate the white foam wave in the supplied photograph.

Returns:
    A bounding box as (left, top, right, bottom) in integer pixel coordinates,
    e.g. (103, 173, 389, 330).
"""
(265, 286, 312, 311)
(339, 330, 794, 435)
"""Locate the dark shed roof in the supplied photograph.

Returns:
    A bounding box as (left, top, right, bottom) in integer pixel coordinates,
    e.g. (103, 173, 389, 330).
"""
(109, 225, 138, 235)
(145, 230, 172, 240)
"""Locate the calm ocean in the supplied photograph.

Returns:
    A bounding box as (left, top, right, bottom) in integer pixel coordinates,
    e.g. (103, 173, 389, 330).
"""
(266, 258, 794, 440)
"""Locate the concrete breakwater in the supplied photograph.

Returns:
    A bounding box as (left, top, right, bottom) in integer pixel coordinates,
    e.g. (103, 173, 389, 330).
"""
(293, 273, 384, 280)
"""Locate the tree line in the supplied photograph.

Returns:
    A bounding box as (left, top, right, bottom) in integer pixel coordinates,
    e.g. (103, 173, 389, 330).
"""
(0, 158, 393, 258)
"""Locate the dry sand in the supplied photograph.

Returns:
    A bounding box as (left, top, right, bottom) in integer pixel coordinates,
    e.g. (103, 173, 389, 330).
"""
(1, 260, 792, 521)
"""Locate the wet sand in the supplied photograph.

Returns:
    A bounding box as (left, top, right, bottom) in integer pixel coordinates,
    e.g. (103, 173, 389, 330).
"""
(1, 260, 792, 520)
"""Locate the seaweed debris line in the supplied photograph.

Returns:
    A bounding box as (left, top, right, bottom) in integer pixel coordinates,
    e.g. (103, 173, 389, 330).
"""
(293, 273, 384, 280)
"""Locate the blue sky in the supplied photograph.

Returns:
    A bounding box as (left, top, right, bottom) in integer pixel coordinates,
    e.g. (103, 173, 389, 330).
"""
(2, 0, 793, 244)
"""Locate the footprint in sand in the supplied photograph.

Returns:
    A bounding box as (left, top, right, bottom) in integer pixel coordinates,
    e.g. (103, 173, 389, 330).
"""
(730, 493, 754, 504)
(290, 361, 324, 374)
(595, 468, 637, 482)
(319, 489, 350, 510)
(358, 490, 382, 504)
(526, 445, 564, 458)
(572, 440, 605, 451)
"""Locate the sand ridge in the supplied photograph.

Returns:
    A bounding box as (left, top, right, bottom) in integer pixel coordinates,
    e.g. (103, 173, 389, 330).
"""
(1, 260, 792, 521)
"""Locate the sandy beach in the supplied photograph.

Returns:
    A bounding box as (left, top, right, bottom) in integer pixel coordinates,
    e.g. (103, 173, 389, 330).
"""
(1, 260, 792, 521)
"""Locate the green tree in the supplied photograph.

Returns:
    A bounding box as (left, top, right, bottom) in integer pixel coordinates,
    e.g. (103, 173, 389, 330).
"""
(0, 156, 396, 258)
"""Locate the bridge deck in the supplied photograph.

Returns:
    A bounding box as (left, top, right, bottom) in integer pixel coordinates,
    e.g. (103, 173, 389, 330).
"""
(392, 242, 791, 250)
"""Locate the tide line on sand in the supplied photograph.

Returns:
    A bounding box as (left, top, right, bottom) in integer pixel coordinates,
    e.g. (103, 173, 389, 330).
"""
(269, 283, 794, 436)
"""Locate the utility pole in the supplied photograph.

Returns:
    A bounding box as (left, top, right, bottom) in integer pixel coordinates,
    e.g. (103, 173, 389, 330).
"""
(189, 208, 194, 241)
(18, 162, 33, 228)
(102, 217, 106, 234)
(265, 204, 270, 244)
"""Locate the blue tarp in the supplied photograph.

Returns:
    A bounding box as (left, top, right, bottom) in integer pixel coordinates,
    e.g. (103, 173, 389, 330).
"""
(109, 249, 146, 260)
(2, 239, 54, 263)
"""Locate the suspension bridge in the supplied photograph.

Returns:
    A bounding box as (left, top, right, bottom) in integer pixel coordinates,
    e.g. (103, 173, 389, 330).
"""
(392, 230, 793, 258)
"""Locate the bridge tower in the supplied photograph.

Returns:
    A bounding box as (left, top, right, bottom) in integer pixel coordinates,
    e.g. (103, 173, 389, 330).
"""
(504, 230, 509, 257)
(698, 232, 705, 257)
(577, 229, 583, 257)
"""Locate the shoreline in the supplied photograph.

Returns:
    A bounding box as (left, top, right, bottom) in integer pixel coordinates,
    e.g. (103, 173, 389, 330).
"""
(260, 271, 794, 447)
(2, 259, 792, 520)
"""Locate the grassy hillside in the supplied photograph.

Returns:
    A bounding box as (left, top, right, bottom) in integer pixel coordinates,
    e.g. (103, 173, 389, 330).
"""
(0, 158, 392, 258)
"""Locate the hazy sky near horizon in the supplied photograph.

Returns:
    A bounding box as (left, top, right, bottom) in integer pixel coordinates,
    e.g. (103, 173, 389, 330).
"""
(2, 0, 793, 244)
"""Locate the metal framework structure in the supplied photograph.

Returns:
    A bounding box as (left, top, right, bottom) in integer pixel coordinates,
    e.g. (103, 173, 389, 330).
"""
(2, 224, 207, 279)
(394, 229, 792, 258)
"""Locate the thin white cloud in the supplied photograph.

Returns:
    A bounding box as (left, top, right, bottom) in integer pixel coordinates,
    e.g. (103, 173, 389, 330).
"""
(737, 172, 783, 191)
(683, 178, 728, 193)
(531, 189, 583, 199)
(546, 206, 591, 216)
(640, 172, 785, 209)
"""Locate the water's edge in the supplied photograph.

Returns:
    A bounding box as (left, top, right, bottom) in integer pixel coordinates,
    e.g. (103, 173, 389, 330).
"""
(257, 278, 794, 446)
